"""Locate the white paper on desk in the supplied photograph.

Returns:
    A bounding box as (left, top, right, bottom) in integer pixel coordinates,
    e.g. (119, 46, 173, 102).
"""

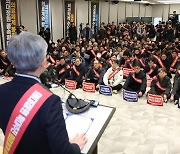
(65, 114, 93, 140)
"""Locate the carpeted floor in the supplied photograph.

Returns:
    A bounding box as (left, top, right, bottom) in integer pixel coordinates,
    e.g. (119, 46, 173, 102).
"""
(0, 78, 180, 154)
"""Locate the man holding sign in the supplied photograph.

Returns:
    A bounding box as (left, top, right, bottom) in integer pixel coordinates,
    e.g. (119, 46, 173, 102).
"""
(103, 60, 123, 93)
(85, 60, 104, 90)
(123, 62, 147, 97)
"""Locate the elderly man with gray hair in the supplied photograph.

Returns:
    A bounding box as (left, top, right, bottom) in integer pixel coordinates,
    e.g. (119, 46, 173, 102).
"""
(0, 32, 87, 154)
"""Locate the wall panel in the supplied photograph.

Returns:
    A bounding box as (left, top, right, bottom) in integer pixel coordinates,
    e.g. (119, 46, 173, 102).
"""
(170, 4, 180, 14)
(19, 0, 37, 34)
(118, 2, 126, 23)
(145, 5, 152, 17)
(140, 4, 145, 17)
(162, 5, 169, 22)
(100, 1, 109, 24)
(133, 3, 139, 17)
(76, 0, 89, 36)
(51, 0, 63, 41)
(109, 3, 118, 25)
(152, 5, 163, 19)
(126, 3, 133, 17)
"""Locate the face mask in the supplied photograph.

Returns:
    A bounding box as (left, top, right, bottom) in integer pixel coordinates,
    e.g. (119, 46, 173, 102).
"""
(178, 70, 180, 74)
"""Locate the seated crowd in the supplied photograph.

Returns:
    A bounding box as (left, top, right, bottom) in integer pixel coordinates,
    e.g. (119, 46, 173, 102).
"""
(0, 21, 180, 104)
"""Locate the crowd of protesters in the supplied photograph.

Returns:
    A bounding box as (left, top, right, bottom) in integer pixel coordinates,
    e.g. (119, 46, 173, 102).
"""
(0, 17, 180, 104)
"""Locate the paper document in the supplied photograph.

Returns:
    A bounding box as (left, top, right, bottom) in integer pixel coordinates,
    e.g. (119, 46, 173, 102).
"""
(65, 114, 93, 139)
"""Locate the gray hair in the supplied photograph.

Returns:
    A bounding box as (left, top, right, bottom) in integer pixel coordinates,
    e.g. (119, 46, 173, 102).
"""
(7, 32, 47, 73)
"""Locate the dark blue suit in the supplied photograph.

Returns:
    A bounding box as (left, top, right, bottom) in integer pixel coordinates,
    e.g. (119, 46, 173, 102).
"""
(0, 75, 80, 154)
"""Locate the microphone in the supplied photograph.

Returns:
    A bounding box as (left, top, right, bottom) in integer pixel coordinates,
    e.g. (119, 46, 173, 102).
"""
(58, 83, 90, 114)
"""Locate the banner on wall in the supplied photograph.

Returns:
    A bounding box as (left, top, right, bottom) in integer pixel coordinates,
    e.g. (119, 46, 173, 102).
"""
(38, 0, 50, 29)
(91, 0, 99, 34)
(1, 0, 18, 47)
(64, 0, 75, 37)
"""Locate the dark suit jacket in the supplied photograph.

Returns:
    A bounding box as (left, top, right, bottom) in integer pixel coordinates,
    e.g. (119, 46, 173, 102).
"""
(0, 75, 80, 154)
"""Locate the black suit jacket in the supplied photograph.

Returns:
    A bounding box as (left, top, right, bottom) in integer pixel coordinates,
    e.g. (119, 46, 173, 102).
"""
(0, 75, 80, 154)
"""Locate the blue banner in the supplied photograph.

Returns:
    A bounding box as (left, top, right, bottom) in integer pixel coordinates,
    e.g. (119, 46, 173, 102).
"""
(91, 1, 99, 34)
(99, 85, 112, 96)
(38, 0, 50, 29)
(123, 90, 138, 102)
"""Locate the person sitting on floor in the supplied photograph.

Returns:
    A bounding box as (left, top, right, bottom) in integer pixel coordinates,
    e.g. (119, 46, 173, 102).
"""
(144, 57, 159, 78)
(170, 66, 180, 104)
(148, 68, 172, 102)
(123, 62, 147, 97)
(84, 59, 104, 90)
(0, 49, 16, 76)
(55, 56, 71, 85)
(70, 56, 86, 88)
(103, 60, 123, 94)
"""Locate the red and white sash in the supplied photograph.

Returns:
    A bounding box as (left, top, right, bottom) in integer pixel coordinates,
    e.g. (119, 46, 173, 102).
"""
(108, 68, 120, 80)
(59, 65, 70, 74)
(147, 64, 157, 75)
(132, 74, 142, 84)
(139, 59, 145, 68)
(1, 59, 8, 66)
(108, 60, 112, 66)
(156, 81, 166, 91)
(72, 65, 80, 76)
(153, 77, 166, 91)
(49, 55, 56, 64)
(3, 83, 52, 154)
(129, 62, 134, 69)
(170, 56, 178, 69)
(93, 69, 100, 78)
(153, 55, 165, 68)
(59, 68, 66, 74)
(101, 50, 107, 56)
(90, 50, 97, 58)
(175, 46, 180, 52)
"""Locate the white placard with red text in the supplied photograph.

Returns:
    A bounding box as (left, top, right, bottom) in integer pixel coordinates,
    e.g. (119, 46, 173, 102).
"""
(147, 93, 164, 106)
(82, 82, 95, 93)
(65, 79, 77, 90)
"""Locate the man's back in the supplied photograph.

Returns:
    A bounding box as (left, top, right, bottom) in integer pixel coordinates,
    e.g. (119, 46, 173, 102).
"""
(0, 75, 80, 154)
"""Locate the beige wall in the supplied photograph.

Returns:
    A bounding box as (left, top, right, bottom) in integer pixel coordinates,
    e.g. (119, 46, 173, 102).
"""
(19, 0, 37, 34)
(51, 0, 63, 42)
(76, 0, 89, 36)
(100, 1, 109, 25)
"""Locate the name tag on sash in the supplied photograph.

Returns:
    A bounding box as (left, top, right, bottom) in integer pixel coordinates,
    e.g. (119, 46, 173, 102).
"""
(83, 82, 95, 93)
(123, 90, 138, 102)
(65, 79, 77, 90)
(147, 93, 163, 106)
(99, 85, 112, 96)
(123, 68, 134, 77)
